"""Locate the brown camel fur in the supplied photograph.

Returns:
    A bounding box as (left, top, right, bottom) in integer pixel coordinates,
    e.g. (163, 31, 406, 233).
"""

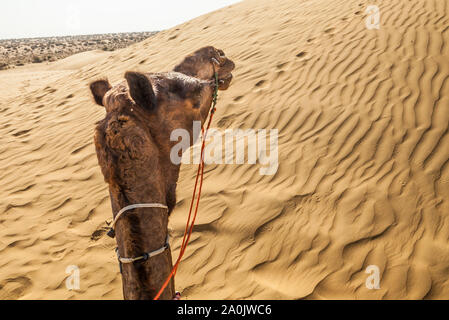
(90, 46, 235, 300)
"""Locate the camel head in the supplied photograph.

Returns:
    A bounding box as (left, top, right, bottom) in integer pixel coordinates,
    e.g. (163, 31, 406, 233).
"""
(174, 46, 235, 90)
(88, 47, 234, 300)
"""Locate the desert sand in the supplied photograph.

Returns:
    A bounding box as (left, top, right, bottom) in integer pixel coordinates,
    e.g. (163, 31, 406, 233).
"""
(1, 0, 449, 299)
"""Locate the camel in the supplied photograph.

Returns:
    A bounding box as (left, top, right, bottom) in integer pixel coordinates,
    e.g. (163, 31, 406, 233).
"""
(89, 46, 235, 300)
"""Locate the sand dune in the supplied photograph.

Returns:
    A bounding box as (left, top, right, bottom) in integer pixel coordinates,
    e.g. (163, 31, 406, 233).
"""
(1, 0, 449, 299)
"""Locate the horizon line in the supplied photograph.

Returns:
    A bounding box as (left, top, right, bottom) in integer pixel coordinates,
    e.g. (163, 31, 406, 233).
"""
(0, 30, 160, 42)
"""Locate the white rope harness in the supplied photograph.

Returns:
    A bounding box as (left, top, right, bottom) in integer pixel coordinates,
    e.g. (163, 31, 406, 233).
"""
(111, 203, 168, 229)
(110, 203, 170, 265)
(116, 234, 170, 264)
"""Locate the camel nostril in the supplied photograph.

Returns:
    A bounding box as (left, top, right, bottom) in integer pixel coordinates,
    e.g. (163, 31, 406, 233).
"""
(229, 60, 236, 71)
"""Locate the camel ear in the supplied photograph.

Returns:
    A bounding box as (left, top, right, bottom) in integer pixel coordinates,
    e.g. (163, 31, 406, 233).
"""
(125, 72, 156, 110)
(90, 79, 111, 106)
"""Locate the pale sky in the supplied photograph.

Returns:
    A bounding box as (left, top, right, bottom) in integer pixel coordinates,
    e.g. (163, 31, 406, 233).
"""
(0, 0, 242, 39)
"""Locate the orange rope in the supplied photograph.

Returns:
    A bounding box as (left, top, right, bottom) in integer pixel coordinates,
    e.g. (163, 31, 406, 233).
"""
(154, 76, 218, 300)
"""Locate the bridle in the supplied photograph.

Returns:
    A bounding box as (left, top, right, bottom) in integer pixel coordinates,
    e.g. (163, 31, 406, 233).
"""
(109, 57, 221, 298)
(107, 203, 169, 238)
(115, 234, 170, 264)
(107, 204, 170, 272)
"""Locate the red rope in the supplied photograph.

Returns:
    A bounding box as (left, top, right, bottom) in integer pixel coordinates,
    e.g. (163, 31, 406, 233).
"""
(154, 94, 217, 300)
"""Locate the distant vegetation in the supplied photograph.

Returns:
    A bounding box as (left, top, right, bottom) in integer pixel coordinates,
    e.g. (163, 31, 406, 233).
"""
(0, 32, 158, 69)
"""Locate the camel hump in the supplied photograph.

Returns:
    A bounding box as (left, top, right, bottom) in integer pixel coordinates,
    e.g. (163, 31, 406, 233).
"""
(124, 71, 157, 111)
(90, 79, 112, 106)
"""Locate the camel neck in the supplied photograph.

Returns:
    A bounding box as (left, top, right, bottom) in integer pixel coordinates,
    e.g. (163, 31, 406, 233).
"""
(109, 188, 174, 299)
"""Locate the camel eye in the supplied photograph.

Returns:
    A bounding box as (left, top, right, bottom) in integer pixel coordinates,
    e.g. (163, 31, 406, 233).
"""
(218, 50, 225, 57)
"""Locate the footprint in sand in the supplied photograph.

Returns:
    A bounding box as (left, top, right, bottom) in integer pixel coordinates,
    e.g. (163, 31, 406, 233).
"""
(0, 276, 32, 299)
(12, 129, 32, 137)
(217, 114, 237, 128)
(91, 227, 110, 241)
